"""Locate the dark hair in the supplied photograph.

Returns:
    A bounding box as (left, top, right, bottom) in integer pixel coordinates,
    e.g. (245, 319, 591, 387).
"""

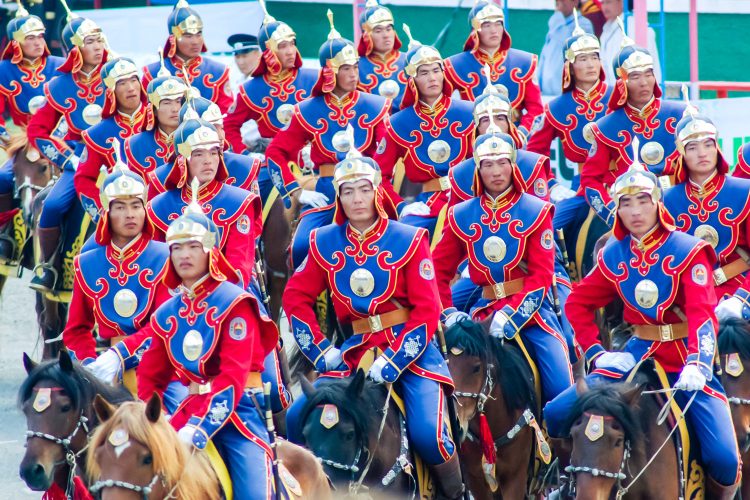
(19, 354, 132, 413)
(718, 317, 750, 360)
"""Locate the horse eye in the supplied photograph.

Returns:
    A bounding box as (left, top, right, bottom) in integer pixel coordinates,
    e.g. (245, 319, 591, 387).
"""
(615, 438, 623, 447)
(60, 404, 71, 413)
(344, 431, 355, 442)
(143, 454, 153, 466)
(472, 364, 481, 374)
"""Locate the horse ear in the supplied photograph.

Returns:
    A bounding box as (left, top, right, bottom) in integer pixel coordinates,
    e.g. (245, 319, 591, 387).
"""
(145, 393, 162, 423)
(299, 375, 317, 399)
(347, 369, 367, 399)
(22, 353, 38, 375)
(621, 385, 642, 407)
(575, 377, 590, 396)
(58, 350, 74, 373)
(93, 394, 116, 423)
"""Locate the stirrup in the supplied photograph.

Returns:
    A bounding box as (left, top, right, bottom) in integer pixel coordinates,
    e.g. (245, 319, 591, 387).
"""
(29, 263, 58, 292)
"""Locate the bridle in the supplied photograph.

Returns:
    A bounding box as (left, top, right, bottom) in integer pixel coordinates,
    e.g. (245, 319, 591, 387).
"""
(89, 474, 165, 500)
(25, 388, 91, 500)
(453, 362, 495, 417)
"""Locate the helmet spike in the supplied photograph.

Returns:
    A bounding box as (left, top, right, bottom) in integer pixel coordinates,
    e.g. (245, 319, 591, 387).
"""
(187, 176, 203, 215)
(485, 99, 502, 135)
(630, 136, 645, 172)
(258, 0, 276, 25)
(402, 23, 419, 51)
(175, 0, 190, 8)
(110, 138, 129, 174)
(365, 0, 378, 7)
(344, 124, 363, 159)
(157, 47, 171, 78)
(326, 9, 341, 41)
(681, 83, 698, 118)
(571, 8, 585, 37)
(616, 15, 635, 48)
(58, 0, 78, 22)
(15, 0, 29, 18)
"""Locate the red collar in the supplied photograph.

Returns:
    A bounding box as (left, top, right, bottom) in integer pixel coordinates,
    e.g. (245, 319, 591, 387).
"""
(182, 179, 222, 206)
(688, 171, 722, 198)
(181, 273, 221, 302)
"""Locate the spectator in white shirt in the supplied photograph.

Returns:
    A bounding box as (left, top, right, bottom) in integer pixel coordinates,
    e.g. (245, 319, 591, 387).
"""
(599, 0, 661, 85)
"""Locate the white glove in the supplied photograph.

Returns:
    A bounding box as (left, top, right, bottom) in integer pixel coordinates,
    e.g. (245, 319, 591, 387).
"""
(460, 266, 470, 279)
(400, 202, 431, 218)
(66, 154, 81, 171)
(674, 364, 706, 392)
(488, 311, 510, 339)
(444, 311, 470, 328)
(367, 356, 388, 384)
(297, 189, 330, 208)
(715, 296, 743, 321)
(323, 347, 343, 372)
(177, 425, 197, 447)
(595, 352, 637, 372)
(550, 184, 577, 204)
(86, 349, 122, 384)
(240, 120, 261, 148)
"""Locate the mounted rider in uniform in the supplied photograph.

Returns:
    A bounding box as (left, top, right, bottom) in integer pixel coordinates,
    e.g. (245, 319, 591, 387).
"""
(282, 145, 464, 499)
(544, 140, 741, 498)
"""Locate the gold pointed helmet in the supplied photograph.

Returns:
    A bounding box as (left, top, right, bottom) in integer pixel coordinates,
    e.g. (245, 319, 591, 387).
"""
(165, 177, 218, 252)
(99, 139, 147, 209)
(612, 137, 660, 206)
(333, 126, 382, 194)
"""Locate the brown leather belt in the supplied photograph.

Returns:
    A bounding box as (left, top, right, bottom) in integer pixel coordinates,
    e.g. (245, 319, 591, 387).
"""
(422, 176, 451, 192)
(352, 308, 411, 335)
(482, 278, 525, 300)
(632, 323, 689, 342)
(317, 164, 336, 178)
(714, 258, 750, 286)
(188, 372, 262, 395)
(110, 335, 125, 345)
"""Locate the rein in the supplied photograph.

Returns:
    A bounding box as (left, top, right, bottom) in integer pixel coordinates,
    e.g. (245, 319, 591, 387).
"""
(454, 362, 495, 414)
(89, 474, 162, 500)
(728, 396, 750, 405)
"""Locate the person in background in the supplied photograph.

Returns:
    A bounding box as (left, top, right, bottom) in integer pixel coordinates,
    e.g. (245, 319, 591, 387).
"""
(227, 33, 261, 91)
(538, 1, 594, 96)
(599, 0, 661, 85)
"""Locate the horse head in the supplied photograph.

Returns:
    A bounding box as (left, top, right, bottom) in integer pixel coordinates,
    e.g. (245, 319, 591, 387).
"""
(718, 317, 750, 453)
(87, 393, 219, 500)
(298, 369, 401, 490)
(18, 350, 131, 492)
(564, 378, 643, 500)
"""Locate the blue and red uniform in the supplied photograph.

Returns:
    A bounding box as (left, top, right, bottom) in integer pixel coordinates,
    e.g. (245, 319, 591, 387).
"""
(734, 142, 750, 179)
(442, 1, 543, 136)
(356, 1, 407, 111)
(544, 152, 741, 491)
(433, 132, 573, 404)
(136, 203, 278, 497)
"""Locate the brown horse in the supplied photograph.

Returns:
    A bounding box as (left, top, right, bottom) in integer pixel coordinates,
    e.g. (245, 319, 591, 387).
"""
(89, 393, 331, 500)
(718, 317, 750, 499)
(0, 131, 54, 295)
(18, 350, 131, 495)
(564, 372, 680, 499)
(444, 320, 538, 499)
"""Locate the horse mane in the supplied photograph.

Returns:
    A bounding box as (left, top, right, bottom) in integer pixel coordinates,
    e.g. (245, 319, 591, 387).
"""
(87, 401, 220, 500)
(561, 380, 644, 445)
(718, 317, 750, 359)
(299, 375, 388, 447)
(18, 356, 132, 414)
(444, 320, 537, 415)
(5, 128, 30, 159)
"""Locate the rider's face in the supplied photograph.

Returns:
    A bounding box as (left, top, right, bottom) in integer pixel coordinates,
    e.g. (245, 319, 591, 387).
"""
(170, 240, 209, 284)
(156, 98, 183, 129)
(572, 53, 601, 87)
(683, 139, 718, 180)
(80, 35, 105, 67)
(187, 147, 220, 185)
(114, 76, 141, 113)
(477, 114, 509, 135)
(176, 32, 204, 59)
(339, 179, 377, 227)
(370, 25, 395, 54)
(20, 34, 46, 60)
(617, 192, 658, 239)
(479, 158, 513, 197)
(108, 198, 145, 241)
(334, 63, 359, 94)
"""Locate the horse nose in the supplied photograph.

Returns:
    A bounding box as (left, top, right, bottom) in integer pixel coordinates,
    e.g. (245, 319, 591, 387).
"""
(19, 462, 51, 491)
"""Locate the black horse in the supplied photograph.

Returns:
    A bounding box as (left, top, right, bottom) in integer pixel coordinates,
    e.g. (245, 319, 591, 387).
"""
(297, 370, 416, 496)
(18, 350, 131, 495)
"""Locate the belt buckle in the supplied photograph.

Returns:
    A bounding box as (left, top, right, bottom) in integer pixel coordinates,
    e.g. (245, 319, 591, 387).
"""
(369, 314, 383, 332)
(713, 268, 727, 286)
(198, 382, 212, 395)
(659, 325, 673, 342)
(438, 176, 450, 191)
(493, 282, 506, 299)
